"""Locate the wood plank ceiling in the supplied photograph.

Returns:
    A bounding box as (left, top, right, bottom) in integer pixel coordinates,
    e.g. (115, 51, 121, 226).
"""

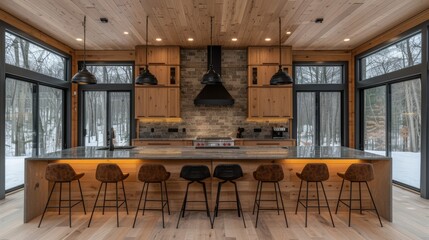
(0, 0, 428, 50)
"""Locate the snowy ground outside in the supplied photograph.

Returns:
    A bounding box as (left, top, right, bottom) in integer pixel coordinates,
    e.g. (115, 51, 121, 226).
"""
(5, 156, 25, 189)
(366, 150, 420, 189)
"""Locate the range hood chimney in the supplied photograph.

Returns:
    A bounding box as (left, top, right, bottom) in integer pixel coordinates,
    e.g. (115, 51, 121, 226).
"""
(194, 45, 235, 106)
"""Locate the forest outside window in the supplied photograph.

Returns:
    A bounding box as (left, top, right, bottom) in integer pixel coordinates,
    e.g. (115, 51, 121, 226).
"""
(4, 31, 66, 80)
(85, 64, 133, 84)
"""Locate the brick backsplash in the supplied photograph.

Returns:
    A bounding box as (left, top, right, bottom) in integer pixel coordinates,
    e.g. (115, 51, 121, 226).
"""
(138, 48, 289, 139)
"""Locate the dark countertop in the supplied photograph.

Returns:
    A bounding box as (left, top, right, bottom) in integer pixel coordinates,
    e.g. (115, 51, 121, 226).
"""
(26, 146, 391, 161)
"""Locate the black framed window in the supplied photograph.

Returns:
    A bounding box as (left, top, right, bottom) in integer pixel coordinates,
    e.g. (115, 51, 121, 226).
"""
(78, 62, 134, 147)
(356, 26, 427, 194)
(293, 63, 348, 146)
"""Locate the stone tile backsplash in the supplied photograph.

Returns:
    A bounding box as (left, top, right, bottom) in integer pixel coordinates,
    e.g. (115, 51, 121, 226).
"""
(138, 48, 289, 139)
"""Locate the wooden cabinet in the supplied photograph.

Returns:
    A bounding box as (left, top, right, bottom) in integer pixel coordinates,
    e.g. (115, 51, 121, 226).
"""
(240, 139, 296, 146)
(136, 65, 180, 86)
(135, 46, 180, 65)
(135, 86, 180, 118)
(248, 65, 278, 86)
(248, 86, 292, 118)
(248, 46, 292, 65)
(132, 139, 192, 146)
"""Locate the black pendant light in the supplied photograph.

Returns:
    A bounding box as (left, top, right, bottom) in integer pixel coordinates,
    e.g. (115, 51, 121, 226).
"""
(72, 16, 97, 84)
(270, 17, 293, 85)
(135, 16, 158, 85)
(201, 16, 222, 85)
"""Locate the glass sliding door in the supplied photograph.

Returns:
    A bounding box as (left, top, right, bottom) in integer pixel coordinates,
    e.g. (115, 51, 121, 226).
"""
(391, 79, 421, 189)
(84, 92, 107, 146)
(4, 78, 35, 190)
(83, 91, 130, 146)
(38, 86, 63, 155)
(297, 92, 315, 146)
(363, 86, 386, 156)
(320, 92, 341, 146)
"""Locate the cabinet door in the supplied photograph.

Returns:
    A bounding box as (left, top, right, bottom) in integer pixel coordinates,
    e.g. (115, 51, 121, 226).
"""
(135, 46, 147, 65)
(167, 46, 180, 65)
(281, 47, 292, 65)
(167, 87, 180, 117)
(248, 47, 260, 65)
(148, 66, 169, 85)
(259, 66, 278, 86)
(248, 88, 260, 117)
(259, 88, 277, 117)
(259, 47, 279, 64)
(148, 46, 168, 64)
(147, 88, 168, 117)
(270, 87, 292, 117)
(135, 87, 147, 117)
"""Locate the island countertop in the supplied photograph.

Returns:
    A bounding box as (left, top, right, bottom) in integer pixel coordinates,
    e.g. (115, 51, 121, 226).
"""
(25, 146, 391, 161)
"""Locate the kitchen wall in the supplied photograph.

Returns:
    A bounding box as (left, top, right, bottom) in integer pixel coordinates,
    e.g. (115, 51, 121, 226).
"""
(138, 48, 289, 139)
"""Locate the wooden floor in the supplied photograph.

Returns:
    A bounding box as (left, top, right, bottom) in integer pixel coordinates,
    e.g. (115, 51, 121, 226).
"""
(0, 186, 428, 240)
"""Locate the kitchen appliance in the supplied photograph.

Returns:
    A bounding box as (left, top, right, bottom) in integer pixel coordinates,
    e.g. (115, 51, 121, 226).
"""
(236, 128, 244, 138)
(272, 127, 288, 139)
(193, 137, 236, 148)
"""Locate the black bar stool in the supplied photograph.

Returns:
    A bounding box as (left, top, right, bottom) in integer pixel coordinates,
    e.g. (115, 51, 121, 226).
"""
(88, 163, 129, 227)
(176, 165, 212, 228)
(133, 164, 171, 228)
(295, 163, 335, 227)
(252, 164, 288, 228)
(38, 163, 86, 228)
(212, 164, 246, 228)
(335, 163, 383, 227)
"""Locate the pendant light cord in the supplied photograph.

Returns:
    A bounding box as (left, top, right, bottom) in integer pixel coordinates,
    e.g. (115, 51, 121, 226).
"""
(278, 17, 281, 68)
(210, 16, 213, 67)
(146, 16, 149, 69)
(83, 16, 87, 68)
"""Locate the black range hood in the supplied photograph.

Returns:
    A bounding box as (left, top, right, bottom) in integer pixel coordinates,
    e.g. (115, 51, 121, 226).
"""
(194, 46, 235, 106)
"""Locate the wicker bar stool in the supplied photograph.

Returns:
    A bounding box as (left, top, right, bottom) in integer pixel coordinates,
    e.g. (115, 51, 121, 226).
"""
(176, 165, 212, 228)
(88, 163, 129, 227)
(38, 163, 86, 228)
(212, 164, 246, 228)
(295, 163, 335, 227)
(133, 164, 171, 228)
(335, 163, 383, 227)
(252, 164, 288, 228)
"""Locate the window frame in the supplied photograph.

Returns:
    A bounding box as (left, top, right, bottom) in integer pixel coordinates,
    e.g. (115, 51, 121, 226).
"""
(293, 62, 348, 147)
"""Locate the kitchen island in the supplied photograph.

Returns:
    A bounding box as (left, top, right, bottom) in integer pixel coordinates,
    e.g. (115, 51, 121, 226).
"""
(24, 146, 391, 223)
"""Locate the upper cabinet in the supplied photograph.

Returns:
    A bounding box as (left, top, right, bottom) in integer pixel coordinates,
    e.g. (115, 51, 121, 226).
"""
(248, 46, 292, 65)
(135, 46, 180, 65)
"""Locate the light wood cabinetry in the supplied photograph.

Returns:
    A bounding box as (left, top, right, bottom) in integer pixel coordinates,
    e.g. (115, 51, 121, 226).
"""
(135, 46, 180, 65)
(235, 139, 296, 146)
(132, 139, 192, 146)
(135, 86, 180, 118)
(248, 46, 292, 65)
(248, 86, 292, 118)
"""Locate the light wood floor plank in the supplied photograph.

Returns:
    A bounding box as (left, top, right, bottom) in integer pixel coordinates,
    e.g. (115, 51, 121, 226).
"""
(0, 186, 428, 240)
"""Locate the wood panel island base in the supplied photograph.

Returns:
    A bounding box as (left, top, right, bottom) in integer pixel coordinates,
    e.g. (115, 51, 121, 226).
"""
(24, 146, 392, 224)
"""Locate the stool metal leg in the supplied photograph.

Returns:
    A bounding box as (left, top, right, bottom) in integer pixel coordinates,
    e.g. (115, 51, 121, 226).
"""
(316, 182, 321, 214)
(88, 182, 103, 227)
(214, 182, 222, 217)
(335, 179, 345, 214)
(69, 182, 72, 227)
(102, 182, 107, 215)
(59, 182, 62, 215)
(274, 182, 280, 215)
(121, 180, 128, 214)
(160, 182, 165, 228)
(142, 182, 150, 216)
(305, 181, 309, 227)
(133, 182, 146, 228)
(295, 180, 303, 214)
(182, 182, 191, 217)
(349, 181, 353, 227)
(359, 182, 362, 214)
(38, 182, 57, 228)
(164, 181, 171, 215)
(255, 181, 263, 228)
(320, 181, 335, 227)
(201, 182, 212, 228)
(252, 181, 260, 215)
(276, 182, 288, 228)
(176, 182, 191, 228)
(78, 179, 86, 214)
(116, 182, 119, 227)
(233, 181, 246, 228)
(365, 181, 383, 227)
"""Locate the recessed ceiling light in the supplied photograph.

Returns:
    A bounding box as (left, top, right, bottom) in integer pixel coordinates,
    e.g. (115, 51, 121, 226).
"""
(188, 38, 194, 41)
(232, 38, 238, 41)
(344, 38, 350, 42)
(123, 31, 129, 35)
(286, 31, 292, 35)
(265, 38, 271, 41)
(76, 38, 82, 41)
(155, 38, 162, 41)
